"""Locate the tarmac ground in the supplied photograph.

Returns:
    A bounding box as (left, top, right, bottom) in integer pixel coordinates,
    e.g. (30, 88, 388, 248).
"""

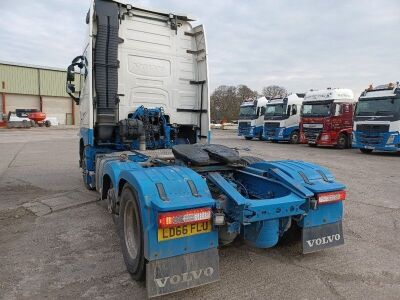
(0, 128, 399, 299)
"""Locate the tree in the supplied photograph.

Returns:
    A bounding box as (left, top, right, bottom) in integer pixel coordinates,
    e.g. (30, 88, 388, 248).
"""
(236, 85, 259, 102)
(210, 85, 237, 123)
(261, 85, 287, 99)
(210, 84, 258, 123)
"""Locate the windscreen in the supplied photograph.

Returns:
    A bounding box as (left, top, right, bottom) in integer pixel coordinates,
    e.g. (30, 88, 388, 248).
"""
(239, 105, 257, 118)
(301, 102, 332, 117)
(264, 103, 286, 119)
(355, 98, 400, 119)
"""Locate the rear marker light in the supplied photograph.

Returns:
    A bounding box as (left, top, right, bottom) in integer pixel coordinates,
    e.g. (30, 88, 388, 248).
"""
(158, 208, 212, 228)
(317, 190, 346, 204)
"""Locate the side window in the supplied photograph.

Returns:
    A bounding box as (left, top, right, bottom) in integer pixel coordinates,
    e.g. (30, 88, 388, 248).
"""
(291, 105, 297, 115)
(260, 106, 266, 116)
(334, 104, 342, 116)
(287, 105, 292, 116)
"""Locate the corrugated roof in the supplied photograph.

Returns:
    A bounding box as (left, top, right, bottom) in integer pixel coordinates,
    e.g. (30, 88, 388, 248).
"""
(0, 60, 65, 72)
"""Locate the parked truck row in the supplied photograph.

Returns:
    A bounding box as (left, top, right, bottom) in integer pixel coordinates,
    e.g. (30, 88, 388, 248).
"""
(238, 83, 400, 154)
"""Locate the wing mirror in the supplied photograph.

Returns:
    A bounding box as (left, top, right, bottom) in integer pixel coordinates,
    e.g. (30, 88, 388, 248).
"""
(66, 55, 87, 105)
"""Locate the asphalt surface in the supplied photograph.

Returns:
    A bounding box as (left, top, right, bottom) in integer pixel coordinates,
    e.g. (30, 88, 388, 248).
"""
(0, 128, 399, 300)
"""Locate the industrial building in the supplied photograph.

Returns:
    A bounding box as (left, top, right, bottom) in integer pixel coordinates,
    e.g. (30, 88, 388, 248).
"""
(0, 61, 79, 126)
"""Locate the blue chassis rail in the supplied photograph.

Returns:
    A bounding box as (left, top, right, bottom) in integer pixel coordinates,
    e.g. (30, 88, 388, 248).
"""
(80, 125, 345, 261)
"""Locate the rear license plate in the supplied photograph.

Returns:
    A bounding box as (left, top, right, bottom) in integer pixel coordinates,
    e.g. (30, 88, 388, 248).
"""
(302, 221, 344, 254)
(158, 221, 212, 241)
(365, 146, 374, 149)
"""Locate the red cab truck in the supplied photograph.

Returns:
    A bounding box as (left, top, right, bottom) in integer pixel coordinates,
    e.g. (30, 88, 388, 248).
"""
(300, 88, 356, 149)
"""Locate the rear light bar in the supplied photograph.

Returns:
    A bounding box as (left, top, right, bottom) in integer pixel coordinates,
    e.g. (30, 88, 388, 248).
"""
(158, 207, 212, 228)
(317, 190, 346, 205)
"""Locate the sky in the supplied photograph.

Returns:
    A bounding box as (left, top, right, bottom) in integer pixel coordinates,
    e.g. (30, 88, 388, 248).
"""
(0, 0, 399, 97)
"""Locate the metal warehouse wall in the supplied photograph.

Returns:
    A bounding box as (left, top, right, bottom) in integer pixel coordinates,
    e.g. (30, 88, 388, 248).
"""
(0, 64, 73, 97)
(0, 62, 80, 125)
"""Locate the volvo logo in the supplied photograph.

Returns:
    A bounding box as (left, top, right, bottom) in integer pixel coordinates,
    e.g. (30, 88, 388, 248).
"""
(154, 267, 214, 288)
(306, 234, 341, 247)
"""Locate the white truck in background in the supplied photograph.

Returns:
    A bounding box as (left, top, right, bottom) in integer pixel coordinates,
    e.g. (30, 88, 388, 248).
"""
(263, 93, 305, 143)
(237, 97, 269, 140)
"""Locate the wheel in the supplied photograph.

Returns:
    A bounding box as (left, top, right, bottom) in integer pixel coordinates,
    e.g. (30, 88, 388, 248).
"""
(240, 156, 264, 166)
(245, 137, 253, 140)
(278, 221, 301, 245)
(360, 148, 373, 154)
(336, 133, 348, 149)
(118, 184, 145, 280)
(308, 143, 317, 147)
(81, 148, 95, 190)
(22, 120, 31, 128)
(45, 120, 51, 127)
(107, 185, 120, 225)
(289, 130, 300, 144)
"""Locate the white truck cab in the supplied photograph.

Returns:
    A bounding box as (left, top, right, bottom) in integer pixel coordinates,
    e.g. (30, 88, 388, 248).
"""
(66, 0, 210, 151)
(237, 97, 269, 140)
(263, 93, 305, 143)
(353, 82, 400, 153)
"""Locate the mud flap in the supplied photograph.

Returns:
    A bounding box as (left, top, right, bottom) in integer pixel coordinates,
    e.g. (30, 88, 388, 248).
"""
(146, 248, 219, 298)
(302, 221, 344, 254)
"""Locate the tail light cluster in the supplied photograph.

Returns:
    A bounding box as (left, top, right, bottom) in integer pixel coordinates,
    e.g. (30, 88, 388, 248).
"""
(158, 207, 211, 228)
(317, 190, 346, 205)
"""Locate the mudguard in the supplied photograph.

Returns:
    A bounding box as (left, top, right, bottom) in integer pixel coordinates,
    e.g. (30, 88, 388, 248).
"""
(101, 160, 218, 261)
(248, 160, 345, 194)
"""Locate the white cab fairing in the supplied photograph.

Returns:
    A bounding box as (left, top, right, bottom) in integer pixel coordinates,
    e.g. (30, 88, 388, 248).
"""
(82, 0, 210, 138)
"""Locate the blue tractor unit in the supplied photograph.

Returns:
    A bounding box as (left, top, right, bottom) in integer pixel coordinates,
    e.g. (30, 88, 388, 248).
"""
(353, 82, 400, 153)
(66, 0, 347, 297)
(263, 93, 305, 143)
(237, 97, 269, 140)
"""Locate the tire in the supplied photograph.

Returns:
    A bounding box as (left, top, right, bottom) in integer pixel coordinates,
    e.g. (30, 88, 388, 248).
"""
(336, 133, 348, 149)
(279, 222, 301, 246)
(289, 130, 300, 144)
(22, 120, 30, 128)
(118, 185, 145, 281)
(308, 143, 317, 147)
(45, 120, 51, 127)
(245, 137, 253, 140)
(81, 148, 95, 190)
(107, 186, 120, 225)
(360, 148, 373, 154)
(240, 156, 264, 166)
